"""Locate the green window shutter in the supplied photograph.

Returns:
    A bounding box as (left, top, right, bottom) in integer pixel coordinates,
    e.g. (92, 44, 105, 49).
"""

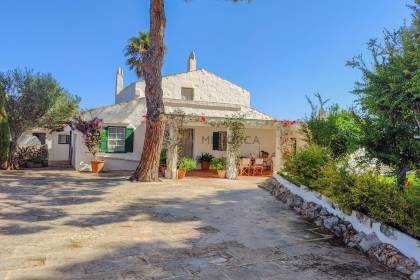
(125, 127, 134, 153)
(212, 132, 220, 151)
(100, 127, 108, 153)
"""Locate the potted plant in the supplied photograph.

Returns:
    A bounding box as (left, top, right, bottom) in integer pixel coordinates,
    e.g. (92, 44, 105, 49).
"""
(177, 156, 197, 179)
(197, 153, 214, 170)
(210, 157, 227, 178)
(71, 116, 104, 173)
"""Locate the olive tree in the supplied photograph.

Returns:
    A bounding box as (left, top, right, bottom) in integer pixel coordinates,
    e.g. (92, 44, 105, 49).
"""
(0, 69, 80, 169)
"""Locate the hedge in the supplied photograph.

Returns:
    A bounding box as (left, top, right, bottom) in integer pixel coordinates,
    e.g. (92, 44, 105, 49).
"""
(280, 145, 420, 238)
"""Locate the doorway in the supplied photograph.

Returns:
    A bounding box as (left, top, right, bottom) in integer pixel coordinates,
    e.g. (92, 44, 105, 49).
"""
(181, 129, 194, 159)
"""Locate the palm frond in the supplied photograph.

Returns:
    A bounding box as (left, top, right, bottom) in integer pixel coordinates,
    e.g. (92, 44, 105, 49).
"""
(124, 32, 150, 78)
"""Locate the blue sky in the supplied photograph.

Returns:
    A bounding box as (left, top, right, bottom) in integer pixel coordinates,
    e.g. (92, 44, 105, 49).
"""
(0, 0, 413, 120)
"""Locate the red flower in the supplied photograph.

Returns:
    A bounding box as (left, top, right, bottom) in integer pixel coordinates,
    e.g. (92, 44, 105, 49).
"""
(406, 181, 411, 187)
(200, 115, 207, 123)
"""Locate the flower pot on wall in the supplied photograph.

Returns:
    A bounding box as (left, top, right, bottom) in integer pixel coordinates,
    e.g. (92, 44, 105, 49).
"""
(178, 169, 186, 179)
(217, 170, 226, 178)
(201, 161, 210, 170)
(91, 160, 105, 173)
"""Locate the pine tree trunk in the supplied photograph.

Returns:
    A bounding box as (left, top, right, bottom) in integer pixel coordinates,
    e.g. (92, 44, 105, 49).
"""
(131, 119, 165, 181)
(131, 0, 166, 182)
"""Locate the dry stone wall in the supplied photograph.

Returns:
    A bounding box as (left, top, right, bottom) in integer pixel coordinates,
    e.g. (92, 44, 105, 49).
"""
(259, 176, 420, 280)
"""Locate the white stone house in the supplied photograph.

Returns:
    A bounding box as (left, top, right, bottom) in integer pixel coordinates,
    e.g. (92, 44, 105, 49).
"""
(72, 53, 304, 176)
(17, 126, 72, 165)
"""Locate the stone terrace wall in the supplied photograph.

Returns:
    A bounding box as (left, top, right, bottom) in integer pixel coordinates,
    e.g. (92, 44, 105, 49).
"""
(259, 176, 420, 280)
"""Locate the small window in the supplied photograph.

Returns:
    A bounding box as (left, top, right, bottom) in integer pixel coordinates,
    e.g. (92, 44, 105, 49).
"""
(58, 134, 71, 144)
(212, 131, 227, 151)
(181, 87, 194, 101)
(108, 127, 125, 153)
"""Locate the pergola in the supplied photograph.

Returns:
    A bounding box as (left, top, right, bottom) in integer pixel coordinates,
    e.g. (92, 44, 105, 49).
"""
(164, 115, 285, 180)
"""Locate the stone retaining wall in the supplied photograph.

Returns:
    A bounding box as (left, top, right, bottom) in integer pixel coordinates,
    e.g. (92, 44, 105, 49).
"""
(259, 175, 420, 280)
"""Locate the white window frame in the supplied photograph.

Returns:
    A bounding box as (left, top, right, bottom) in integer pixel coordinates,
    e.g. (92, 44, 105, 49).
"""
(58, 134, 71, 144)
(108, 127, 126, 153)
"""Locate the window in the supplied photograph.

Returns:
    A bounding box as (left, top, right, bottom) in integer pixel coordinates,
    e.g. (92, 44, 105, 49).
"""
(58, 134, 71, 144)
(99, 127, 134, 153)
(212, 131, 227, 151)
(181, 87, 194, 101)
(108, 127, 125, 152)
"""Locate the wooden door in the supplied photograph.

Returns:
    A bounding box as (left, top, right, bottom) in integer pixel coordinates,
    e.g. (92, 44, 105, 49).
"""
(181, 129, 194, 159)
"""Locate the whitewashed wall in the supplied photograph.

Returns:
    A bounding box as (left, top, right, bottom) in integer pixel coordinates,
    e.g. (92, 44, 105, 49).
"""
(18, 131, 70, 163)
(191, 126, 276, 160)
(72, 131, 92, 170)
(116, 69, 251, 107)
(72, 122, 146, 171)
(116, 83, 137, 104)
(47, 132, 70, 162)
(72, 123, 276, 171)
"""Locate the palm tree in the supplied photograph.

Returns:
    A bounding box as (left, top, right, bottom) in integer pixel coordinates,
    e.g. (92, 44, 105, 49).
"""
(129, 0, 248, 182)
(125, 32, 150, 78)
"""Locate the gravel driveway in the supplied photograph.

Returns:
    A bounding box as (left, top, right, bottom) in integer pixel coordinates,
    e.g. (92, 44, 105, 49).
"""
(0, 169, 406, 279)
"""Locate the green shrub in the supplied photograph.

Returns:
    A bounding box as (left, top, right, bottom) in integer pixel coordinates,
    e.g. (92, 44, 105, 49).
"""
(312, 163, 355, 209)
(280, 145, 419, 237)
(178, 157, 197, 171)
(210, 157, 226, 171)
(402, 183, 420, 237)
(347, 173, 419, 237)
(303, 104, 362, 158)
(283, 145, 333, 187)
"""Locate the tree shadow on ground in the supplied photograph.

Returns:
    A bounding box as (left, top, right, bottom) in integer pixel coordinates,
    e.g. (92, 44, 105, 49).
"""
(0, 169, 127, 235)
(0, 172, 405, 280)
(0, 173, 408, 279)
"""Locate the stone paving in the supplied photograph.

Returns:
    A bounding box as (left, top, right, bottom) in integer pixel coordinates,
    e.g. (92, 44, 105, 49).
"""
(0, 169, 407, 280)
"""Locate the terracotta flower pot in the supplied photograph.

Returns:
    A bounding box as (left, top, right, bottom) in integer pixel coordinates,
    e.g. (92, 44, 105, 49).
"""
(159, 165, 167, 176)
(91, 160, 105, 173)
(217, 170, 226, 178)
(178, 169, 186, 179)
(201, 161, 210, 170)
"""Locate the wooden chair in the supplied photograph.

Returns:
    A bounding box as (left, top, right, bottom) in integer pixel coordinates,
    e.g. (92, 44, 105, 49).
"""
(238, 158, 251, 176)
(251, 158, 264, 176)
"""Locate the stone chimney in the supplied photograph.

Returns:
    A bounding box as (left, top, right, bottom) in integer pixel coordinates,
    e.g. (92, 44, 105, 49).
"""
(187, 51, 196, 72)
(115, 66, 124, 97)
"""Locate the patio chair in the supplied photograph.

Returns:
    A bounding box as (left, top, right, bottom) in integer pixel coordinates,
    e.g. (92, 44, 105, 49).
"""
(238, 158, 251, 176)
(251, 158, 264, 176)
